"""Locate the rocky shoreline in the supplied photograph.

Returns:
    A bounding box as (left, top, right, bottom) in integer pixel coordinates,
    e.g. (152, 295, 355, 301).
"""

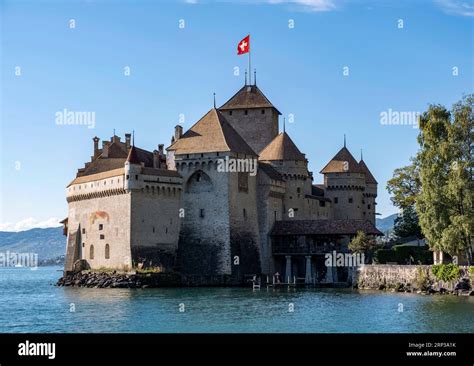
(56, 271, 181, 288)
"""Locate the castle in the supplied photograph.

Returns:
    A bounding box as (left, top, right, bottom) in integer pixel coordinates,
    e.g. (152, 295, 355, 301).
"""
(62, 79, 382, 285)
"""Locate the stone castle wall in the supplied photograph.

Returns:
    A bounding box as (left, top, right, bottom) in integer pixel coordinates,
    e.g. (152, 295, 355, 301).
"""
(221, 107, 278, 154)
(176, 156, 232, 276)
(66, 189, 132, 272)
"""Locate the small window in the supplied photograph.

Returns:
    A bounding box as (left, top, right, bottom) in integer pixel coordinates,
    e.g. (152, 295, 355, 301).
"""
(368, 204, 371, 209)
(319, 201, 325, 207)
(153, 226, 155, 233)
(348, 198, 353, 203)
(82, 243, 85, 248)
(126, 175, 130, 180)
(200, 209, 205, 218)
(229, 110, 233, 116)
(82, 228, 85, 234)
(274, 211, 277, 220)
(243, 208, 247, 219)
(99, 224, 103, 230)
(297, 187, 301, 194)
(90, 245, 94, 260)
(261, 109, 265, 114)
(334, 197, 338, 204)
(105, 244, 110, 259)
(244, 110, 248, 115)
(100, 234, 105, 240)
(135, 175, 138, 180)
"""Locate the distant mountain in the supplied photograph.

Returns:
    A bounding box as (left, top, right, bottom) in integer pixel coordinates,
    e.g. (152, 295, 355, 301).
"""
(0, 227, 65, 263)
(376, 213, 398, 235)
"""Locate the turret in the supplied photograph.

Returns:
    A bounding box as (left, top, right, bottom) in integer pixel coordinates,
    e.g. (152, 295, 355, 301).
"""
(124, 145, 142, 191)
(320, 142, 366, 221)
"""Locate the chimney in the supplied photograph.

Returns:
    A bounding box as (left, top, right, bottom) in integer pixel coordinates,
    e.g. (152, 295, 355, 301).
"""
(112, 135, 120, 143)
(102, 141, 109, 158)
(125, 133, 131, 149)
(153, 150, 160, 169)
(174, 125, 183, 141)
(158, 144, 164, 155)
(93, 137, 100, 158)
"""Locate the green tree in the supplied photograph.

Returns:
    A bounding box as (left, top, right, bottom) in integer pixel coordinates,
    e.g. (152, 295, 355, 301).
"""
(416, 95, 473, 261)
(349, 231, 377, 256)
(393, 205, 423, 240)
(386, 159, 423, 240)
(386, 159, 421, 209)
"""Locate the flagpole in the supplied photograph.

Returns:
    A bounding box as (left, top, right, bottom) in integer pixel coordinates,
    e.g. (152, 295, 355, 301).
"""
(248, 33, 251, 85)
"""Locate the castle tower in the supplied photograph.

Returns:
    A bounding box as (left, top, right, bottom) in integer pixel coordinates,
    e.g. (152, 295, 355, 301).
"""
(218, 84, 281, 154)
(358, 157, 378, 224)
(167, 108, 261, 282)
(320, 144, 366, 221)
(259, 132, 311, 220)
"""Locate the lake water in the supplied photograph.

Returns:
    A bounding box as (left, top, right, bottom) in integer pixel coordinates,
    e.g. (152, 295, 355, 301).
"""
(0, 266, 473, 333)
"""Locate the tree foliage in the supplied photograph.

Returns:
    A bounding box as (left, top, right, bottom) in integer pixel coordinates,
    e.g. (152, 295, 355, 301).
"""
(393, 205, 423, 240)
(348, 230, 376, 254)
(386, 160, 421, 210)
(416, 94, 473, 260)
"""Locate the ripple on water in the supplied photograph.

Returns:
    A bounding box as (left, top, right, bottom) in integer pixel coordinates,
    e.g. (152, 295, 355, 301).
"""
(0, 267, 472, 333)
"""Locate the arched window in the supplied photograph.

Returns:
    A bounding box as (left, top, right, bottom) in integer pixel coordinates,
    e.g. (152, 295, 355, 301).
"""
(90, 245, 94, 260)
(105, 244, 110, 259)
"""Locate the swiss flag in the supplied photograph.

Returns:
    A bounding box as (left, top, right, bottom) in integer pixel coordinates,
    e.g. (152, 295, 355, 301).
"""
(237, 35, 250, 55)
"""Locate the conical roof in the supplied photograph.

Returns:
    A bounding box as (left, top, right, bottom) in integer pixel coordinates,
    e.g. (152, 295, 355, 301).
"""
(320, 147, 362, 174)
(358, 159, 377, 184)
(219, 85, 281, 114)
(259, 132, 306, 161)
(126, 145, 141, 165)
(167, 108, 256, 156)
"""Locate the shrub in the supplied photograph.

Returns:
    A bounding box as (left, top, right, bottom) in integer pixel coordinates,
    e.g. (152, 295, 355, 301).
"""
(469, 267, 474, 277)
(415, 266, 431, 291)
(431, 263, 461, 282)
(374, 249, 397, 263)
(374, 245, 432, 264)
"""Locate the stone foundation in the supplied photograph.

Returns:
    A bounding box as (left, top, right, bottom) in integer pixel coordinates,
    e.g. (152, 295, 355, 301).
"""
(354, 265, 473, 295)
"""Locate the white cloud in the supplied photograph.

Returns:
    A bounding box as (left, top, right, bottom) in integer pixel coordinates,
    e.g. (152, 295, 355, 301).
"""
(0, 217, 62, 232)
(434, 0, 474, 16)
(266, 0, 337, 12)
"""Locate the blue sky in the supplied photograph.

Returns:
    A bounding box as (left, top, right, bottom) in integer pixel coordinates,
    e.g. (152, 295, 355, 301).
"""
(1, 0, 473, 230)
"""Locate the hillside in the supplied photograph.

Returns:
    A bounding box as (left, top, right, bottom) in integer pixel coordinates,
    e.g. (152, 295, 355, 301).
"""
(0, 227, 65, 264)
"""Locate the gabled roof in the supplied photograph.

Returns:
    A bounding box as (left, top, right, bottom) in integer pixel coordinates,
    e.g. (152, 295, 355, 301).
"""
(358, 159, 378, 184)
(259, 132, 306, 161)
(219, 85, 281, 114)
(320, 147, 362, 174)
(271, 219, 383, 236)
(167, 108, 256, 156)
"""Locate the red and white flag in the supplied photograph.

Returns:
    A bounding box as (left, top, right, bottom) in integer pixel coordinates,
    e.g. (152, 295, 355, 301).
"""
(237, 35, 250, 55)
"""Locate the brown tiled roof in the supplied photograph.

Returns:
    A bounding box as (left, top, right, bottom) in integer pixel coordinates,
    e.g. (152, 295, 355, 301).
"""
(358, 159, 378, 184)
(259, 132, 306, 161)
(271, 220, 383, 236)
(305, 194, 331, 202)
(258, 162, 283, 181)
(141, 167, 181, 178)
(219, 85, 281, 114)
(167, 108, 256, 156)
(78, 158, 126, 176)
(320, 147, 362, 174)
(311, 185, 325, 197)
(126, 145, 141, 164)
(68, 168, 125, 187)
